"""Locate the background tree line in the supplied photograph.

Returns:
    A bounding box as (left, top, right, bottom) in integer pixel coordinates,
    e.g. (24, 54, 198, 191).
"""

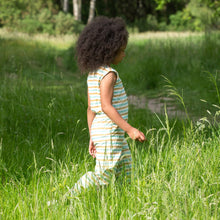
(0, 0, 219, 35)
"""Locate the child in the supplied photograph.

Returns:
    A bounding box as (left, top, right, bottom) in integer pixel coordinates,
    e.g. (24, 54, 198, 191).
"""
(72, 16, 146, 195)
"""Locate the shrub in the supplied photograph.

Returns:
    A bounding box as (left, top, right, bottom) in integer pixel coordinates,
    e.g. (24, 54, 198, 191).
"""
(73, 21, 85, 34)
(0, 1, 22, 26)
(41, 23, 54, 35)
(1, 7, 84, 35)
(134, 14, 159, 32)
(169, 11, 190, 31)
(55, 12, 75, 35)
(37, 8, 54, 34)
(17, 17, 42, 34)
(38, 8, 53, 24)
(55, 12, 84, 35)
(169, 0, 219, 31)
(146, 14, 158, 31)
(158, 21, 167, 31)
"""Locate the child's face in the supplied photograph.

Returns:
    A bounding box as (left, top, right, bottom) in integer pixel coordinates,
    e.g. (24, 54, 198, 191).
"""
(112, 44, 127, 65)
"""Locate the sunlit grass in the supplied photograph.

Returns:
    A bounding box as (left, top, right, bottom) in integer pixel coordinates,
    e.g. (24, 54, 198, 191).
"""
(0, 28, 210, 49)
(0, 28, 77, 49)
(129, 31, 204, 44)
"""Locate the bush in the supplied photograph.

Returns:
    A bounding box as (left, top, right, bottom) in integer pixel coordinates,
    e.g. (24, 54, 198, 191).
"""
(17, 17, 43, 34)
(169, 0, 219, 31)
(169, 11, 190, 31)
(146, 14, 158, 31)
(41, 23, 54, 35)
(55, 12, 84, 35)
(134, 14, 159, 32)
(0, 1, 84, 35)
(158, 21, 167, 31)
(1, 8, 84, 35)
(37, 8, 54, 34)
(38, 8, 53, 24)
(55, 12, 74, 35)
(0, 1, 22, 26)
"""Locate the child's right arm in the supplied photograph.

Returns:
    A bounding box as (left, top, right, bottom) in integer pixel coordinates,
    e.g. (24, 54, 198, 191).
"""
(87, 90, 96, 158)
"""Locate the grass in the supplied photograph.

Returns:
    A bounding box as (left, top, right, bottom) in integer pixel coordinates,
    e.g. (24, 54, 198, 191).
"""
(0, 30, 220, 219)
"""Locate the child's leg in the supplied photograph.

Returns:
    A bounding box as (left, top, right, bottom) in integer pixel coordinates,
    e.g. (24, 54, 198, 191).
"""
(115, 142, 132, 183)
(72, 171, 103, 194)
(71, 144, 121, 194)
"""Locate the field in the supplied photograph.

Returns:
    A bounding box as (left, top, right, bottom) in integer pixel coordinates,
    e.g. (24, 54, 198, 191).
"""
(0, 29, 220, 219)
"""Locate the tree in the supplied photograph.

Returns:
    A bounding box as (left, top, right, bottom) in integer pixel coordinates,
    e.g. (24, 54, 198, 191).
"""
(73, 0, 81, 21)
(87, 0, 96, 23)
(63, 0, 69, 13)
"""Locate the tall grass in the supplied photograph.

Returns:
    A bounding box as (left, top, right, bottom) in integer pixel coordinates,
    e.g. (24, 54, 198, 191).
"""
(0, 31, 220, 219)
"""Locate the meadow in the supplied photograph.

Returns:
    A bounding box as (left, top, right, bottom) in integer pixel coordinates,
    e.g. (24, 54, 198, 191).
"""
(0, 29, 220, 219)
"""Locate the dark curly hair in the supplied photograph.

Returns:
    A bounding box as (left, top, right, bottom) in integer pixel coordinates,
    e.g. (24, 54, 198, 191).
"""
(76, 16, 128, 73)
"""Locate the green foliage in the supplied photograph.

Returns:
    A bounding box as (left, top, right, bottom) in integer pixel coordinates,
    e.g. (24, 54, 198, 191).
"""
(22, 0, 57, 15)
(17, 17, 42, 34)
(0, 0, 84, 35)
(169, 10, 191, 31)
(0, 0, 219, 33)
(55, 12, 84, 35)
(13, 10, 84, 35)
(37, 8, 54, 34)
(0, 0, 22, 26)
(134, 15, 159, 32)
(169, 0, 220, 31)
(55, 12, 74, 35)
(185, 0, 215, 31)
(147, 15, 159, 30)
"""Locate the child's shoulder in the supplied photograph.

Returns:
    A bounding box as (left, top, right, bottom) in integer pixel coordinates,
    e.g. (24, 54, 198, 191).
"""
(88, 66, 119, 81)
(98, 66, 118, 78)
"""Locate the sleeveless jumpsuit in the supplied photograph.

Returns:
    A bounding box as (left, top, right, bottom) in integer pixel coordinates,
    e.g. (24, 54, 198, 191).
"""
(72, 66, 132, 194)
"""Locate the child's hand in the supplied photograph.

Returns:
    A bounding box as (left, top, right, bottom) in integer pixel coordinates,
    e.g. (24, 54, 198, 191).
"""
(127, 127, 146, 143)
(89, 139, 96, 158)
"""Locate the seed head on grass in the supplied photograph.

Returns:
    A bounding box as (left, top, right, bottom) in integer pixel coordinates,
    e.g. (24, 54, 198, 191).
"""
(162, 75, 191, 127)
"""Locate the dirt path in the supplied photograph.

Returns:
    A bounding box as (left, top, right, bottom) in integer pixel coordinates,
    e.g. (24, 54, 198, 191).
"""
(128, 95, 186, 118)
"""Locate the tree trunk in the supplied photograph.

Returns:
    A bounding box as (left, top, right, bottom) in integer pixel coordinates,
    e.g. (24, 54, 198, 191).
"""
(63, 0, 69, 13)
(73, 0, 81, 21)
(87, 0, 96, 23)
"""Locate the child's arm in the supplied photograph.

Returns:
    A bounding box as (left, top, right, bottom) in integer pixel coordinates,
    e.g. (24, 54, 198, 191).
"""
(87, 90, 96, 158)
(100, 72, 145, 142)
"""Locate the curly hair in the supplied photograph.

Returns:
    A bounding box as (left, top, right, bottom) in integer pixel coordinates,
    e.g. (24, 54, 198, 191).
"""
(76, 16, 128, 73)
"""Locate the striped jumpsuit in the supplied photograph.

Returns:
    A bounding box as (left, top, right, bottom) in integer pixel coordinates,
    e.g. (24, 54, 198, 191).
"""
(72, 66, 132, 194)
